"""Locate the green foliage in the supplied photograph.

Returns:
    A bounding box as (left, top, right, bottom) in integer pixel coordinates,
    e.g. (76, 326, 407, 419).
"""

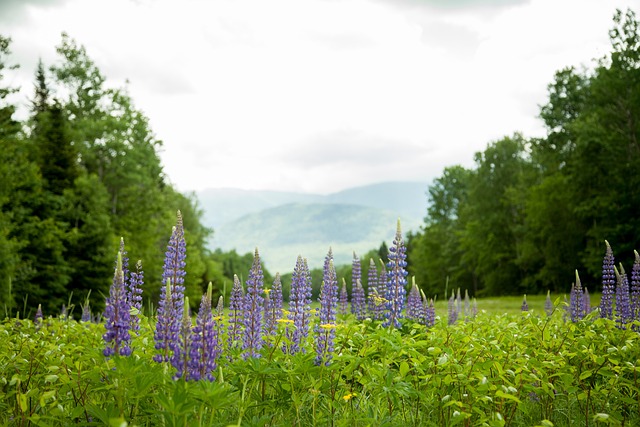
(409, 8, 640, 296)
(1, 303, 639, 426)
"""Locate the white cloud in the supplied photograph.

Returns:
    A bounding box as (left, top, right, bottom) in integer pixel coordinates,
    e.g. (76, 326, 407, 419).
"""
(4, 0, 640, 193)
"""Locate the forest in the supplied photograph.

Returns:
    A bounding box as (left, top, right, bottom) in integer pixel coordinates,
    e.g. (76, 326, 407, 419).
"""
(1, 9, 639, 316)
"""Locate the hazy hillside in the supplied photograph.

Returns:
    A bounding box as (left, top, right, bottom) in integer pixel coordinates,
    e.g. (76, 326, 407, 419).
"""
(211, 203, 423, 274)
(198, 181, 427, 229)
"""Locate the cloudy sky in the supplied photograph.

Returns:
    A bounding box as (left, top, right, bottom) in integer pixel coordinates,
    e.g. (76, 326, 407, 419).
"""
(2, 0, 639, 194)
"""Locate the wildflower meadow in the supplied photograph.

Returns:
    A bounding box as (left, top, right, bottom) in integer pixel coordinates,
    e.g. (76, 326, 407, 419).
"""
(1, 212, 640, 427)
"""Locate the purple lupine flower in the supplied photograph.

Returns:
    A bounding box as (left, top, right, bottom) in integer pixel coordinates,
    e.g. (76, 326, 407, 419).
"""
(315, 255, 339, 366)
(615, 265, 631, 329)
(464, 290, 470, 319)
(631, 251, 640, 325)
(35, 304, 43, 327)
(544, 290, 553, 316)
(190, 285, 219, 381)
(154, 279, 180, 363)
(81, 300, 92, 322)
(60, 304, 67, 320)
(448, 290, 458, 325)
(350, 253, 361, 315)
(600, 240, 616, 319)
(418, 289, 428, 324)
(521, 295, 529, 312)
(163, 211, 187, 325)
(228, 274, 245, 349)
(352, 279, 367, 321)
(172, 298, 192, 380)
(384, 220, 408, 328)
(264, 273, 283, 338)
(366, 258, 378, 316)
(338, 279, 349, 316)
(570, 271, 584, 322)
(583, 287, 591, 315)
(406, 277, 422, 321)
(375, 260, 388, 320)
(242, 248, 264, 359)
(425, 298, 436, 327)
(456, 288, 462, 318)
(286, 255, 312, 354)
(127, 260, 144, 332)
(119, 237, 130, 289)
(103, 251, 132, 357)
(472, 298, 478, 318)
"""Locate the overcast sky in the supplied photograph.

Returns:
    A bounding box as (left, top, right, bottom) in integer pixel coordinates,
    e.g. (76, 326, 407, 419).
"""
(2, 0, 639, 194)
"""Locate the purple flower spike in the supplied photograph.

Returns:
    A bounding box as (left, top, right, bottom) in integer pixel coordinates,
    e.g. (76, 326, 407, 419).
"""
(384, 220, 408, 328)
(350, 253, 361, 315)
(372, 259, 387, 320)
(570, 271, 584, 322)
(631, 251, 640, 325)
(406, 277, 422, 321)
(172, 298, 192, 380)
(583, 287, 591, 315)
(103, 251, 132, 357)
(338, 279, 349, 316)
(448, 291, 458, 325)
(286, 255, 312, 355)
(615, 265, 631, 329)
(163, 211, 187, 324)
(81, 299, 92, 322)
(521, 295, 529, 312)
(190, 284, 220, 381)
(242, 248, 265, 359)
(425, 298, 436, 327)
(352, 279, 366, 321)
(154, 279, 180, 363)
(264, 273, 283, 338)
(315, 254, 338, 366)
(228, 274, 245, 349)
(367, 258, 378, 316)
(545, 291, 553, 316)
(35, 304, 43, 327)
(600, 241, 616, 319)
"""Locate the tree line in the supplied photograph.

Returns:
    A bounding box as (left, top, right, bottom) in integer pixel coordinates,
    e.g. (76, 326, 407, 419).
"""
(407, 9, 640, 299)
(0, 34, 264, 316)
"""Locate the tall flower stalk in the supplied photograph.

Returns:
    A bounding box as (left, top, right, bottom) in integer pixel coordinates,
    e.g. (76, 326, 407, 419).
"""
(600, 240, 616, 320)
(570, 271, 584, 322)
(615, 265, 631, 329)
(352, 279, 366, 321)
(287, 255, 312, 354)
(242, 249, 264, 359)
(228, 274, 245, 349)
(350, 253, 361, 315)
(189, 284, 220, 381)
(163, 211, 187, 325)
(545, 290, 553, 316)
(154, 279, 179, 363)
(338, 279, 349, 315)
(367, 258, 378, 316)
(384, 220, 408, 328)
(103, 251, 132, 357)
(172, 298, 192, 380)
(631, 251, 640, 326)
(315, 254, 338, 366)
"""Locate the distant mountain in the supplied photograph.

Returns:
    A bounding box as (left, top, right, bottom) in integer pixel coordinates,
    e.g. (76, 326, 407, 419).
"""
(197, 181, 429, 273)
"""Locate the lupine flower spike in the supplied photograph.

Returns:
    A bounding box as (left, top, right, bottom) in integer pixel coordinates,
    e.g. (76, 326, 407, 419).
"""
(631, 251, 640, 326)
(570, 271, 584, 322)
(448, 290, 457, 325)
(338, 279, 349, 315)
(242, 248, 265, 359)
(154, 279, 179, 363)
(103, 251, 132, 357)
(286, 255, 312, 354)
(190, 284, 219, 381)
(384, 219, 408, 328)
(315, 256, 338, 366)
(367, 258, 378, 316)
(350, 253, 361, 315)
(521, 295, 529, 312)
(352, 279, 366, 320)
(406, 277, 422, 321)
(172, 297, 192, 380)
(228, 274, 244, 349)
(600, 240, 616, 319)
(35, 304, 43, 328)
(163, 211, 187, 327)
(615, 265, 631, 329)
(128, 260, 144, 332)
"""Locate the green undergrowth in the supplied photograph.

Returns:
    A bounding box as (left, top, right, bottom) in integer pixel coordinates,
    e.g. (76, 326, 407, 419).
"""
(1, 308, 639, 426)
